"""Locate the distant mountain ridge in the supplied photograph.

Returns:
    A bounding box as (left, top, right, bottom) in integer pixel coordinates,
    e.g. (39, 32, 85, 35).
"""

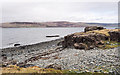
(1, 21, 118, 28)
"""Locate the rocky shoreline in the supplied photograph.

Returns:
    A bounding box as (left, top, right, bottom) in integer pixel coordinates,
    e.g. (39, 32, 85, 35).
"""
(1, 26, 120, 74)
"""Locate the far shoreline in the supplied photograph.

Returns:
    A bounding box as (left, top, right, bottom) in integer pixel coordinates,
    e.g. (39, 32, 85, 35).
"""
(1, 26, 118, 28)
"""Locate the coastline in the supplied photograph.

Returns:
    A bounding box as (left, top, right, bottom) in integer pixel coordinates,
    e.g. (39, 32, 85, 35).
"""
(1, 27, 120, 74)
(1, 37, 63, 55)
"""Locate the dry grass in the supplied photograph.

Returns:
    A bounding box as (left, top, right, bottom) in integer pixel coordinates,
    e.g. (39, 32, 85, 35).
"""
(74, 29, 120, 36)
(2, 65, 63, 73)
(1, 65, 111, 74)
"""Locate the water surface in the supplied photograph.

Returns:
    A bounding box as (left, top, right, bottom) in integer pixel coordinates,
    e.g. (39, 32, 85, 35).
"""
(2, 27, 84, 48)
(1, 27, 117, 48)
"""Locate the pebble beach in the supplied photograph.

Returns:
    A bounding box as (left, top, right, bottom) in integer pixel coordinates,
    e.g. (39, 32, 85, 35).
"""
(1, 37, 120, 74)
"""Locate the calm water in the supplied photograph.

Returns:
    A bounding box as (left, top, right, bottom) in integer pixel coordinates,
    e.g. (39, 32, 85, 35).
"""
(2, 27, 85, 48)
(0, 27, 117, 48)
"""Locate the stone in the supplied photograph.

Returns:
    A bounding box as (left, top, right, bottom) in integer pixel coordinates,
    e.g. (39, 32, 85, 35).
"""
(17, 62, 35, 68)
(96, 41, 104, 45)
(45, 63, 62, 70)
(57, 40, 64, 46)
(84, 26, 105, 32)
(2, 56, 7, 61)
(2, 64, 7, 67)
(74, 43, 88, 50)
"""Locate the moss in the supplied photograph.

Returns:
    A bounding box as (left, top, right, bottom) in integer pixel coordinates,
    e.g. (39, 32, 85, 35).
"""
(74, 29, 120, 37)
(99, 41, 120, 49)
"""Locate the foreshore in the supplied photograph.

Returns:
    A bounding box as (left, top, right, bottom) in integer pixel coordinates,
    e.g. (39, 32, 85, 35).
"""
(1, 38, 120, 73)
(1, 26, 120, 74)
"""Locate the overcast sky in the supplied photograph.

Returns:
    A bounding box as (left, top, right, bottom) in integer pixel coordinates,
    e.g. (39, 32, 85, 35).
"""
(1, 0, 119, 23)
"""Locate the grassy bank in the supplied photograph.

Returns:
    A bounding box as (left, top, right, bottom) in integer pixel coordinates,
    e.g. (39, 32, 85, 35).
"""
(1, 65, 118, 75)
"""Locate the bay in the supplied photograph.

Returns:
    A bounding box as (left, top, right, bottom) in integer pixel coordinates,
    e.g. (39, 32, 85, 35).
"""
(1, 27, 117, 48)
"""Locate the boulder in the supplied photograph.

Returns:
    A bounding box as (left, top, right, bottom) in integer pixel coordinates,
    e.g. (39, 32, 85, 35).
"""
(62, 31, 108, 50)
(108, 31, 120, 42)
(84, 26, 105, 32)
(45, 64, 62, 70)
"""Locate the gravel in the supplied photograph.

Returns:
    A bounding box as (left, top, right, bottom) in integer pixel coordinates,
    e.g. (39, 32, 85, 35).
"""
(28, 47, 119, 72)
(1, 38, 120, 73)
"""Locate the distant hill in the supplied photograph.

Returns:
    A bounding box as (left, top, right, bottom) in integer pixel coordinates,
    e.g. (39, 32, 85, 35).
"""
(1, 21, 118, 28)
(86, 23, 118, 27)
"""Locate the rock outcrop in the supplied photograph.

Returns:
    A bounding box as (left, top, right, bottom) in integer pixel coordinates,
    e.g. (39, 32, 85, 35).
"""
(62, 32, 107, 50)
(108, 31, 120, 42)
(62, 26, 120, 50)
(84, 26, 105, 32)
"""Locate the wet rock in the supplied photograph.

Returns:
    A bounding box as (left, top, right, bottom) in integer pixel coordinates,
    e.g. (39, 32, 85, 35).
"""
(45, 63, 62, 70)
(14, 44, 20, 46)
(84, 26, 105, 32)
(108, 31, 120, 42)
(46, 35, 59, 37)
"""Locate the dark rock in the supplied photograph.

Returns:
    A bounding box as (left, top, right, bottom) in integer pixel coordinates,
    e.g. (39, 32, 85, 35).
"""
(62, 32, 107, 50)
(17, 62, 35, 68)
(14, 44, 20, 46)
(96, 41, 104, 45)
(94, 70, 100, 72)
(2, 64, 7, 67)
(46, 35, 59, 37)
(1, 54, 6, 57)
(84, 26, 105, 32)
(1, 62, 9, 67)
(11, 60, 17, 65)
(57, 40, 64, 46)
(2, 56, 7, 61)
(17, 62, 25, 67)
(45, 64, 62, 70)
(20, 46, 25, 49)
(108, 31, 120, 42)
(24, 64, 35, 68)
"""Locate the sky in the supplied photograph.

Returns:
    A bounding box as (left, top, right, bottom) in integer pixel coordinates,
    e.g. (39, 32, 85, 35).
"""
(1, 0, 119, 23)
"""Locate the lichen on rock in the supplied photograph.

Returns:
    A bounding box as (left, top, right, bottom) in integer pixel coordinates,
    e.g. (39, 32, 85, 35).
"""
(61, 26, 120, 50)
